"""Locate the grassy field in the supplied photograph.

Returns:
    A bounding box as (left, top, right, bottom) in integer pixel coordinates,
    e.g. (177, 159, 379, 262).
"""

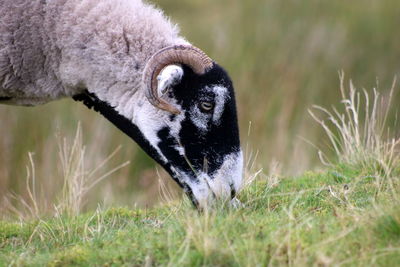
(1, 164, 400, 266)
(1, 0, 400, 265)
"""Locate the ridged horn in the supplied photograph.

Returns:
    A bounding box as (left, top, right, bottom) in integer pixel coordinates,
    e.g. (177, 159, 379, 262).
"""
(142, 45, 214, 114)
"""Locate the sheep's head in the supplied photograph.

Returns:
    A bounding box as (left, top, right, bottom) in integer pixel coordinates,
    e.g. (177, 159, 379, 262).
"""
(138, 45, 243, 208)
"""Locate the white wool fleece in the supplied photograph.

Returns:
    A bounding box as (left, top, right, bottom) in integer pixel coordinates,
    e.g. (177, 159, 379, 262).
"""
(0, 0, 188, 111)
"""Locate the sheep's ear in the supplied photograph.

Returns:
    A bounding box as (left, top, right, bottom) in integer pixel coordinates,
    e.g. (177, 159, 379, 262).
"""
(157, 64, 184, 96)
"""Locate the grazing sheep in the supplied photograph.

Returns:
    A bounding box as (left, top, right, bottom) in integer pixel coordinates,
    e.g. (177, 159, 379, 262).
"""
(0, 0, 243, 208)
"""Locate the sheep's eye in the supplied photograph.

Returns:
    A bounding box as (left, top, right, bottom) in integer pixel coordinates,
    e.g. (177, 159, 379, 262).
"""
(199, 102, 214, 112)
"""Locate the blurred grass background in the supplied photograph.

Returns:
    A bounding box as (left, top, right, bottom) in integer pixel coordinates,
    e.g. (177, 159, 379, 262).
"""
(1, 0, 400, 210)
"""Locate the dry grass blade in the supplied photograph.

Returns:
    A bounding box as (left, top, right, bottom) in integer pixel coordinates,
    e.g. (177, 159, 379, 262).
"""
(310, 73, 400, 178)
(57, 123, 130, 216)
(1, 152, 46, 220)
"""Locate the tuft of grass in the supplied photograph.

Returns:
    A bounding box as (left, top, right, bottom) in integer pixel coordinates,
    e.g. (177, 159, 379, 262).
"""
(56, 124, 130, 216)
(309, 73, 400, 177)
(1, 124, 129, 220)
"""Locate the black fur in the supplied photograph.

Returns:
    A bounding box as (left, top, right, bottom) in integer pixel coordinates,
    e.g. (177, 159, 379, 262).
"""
(72, 92, 163, 165)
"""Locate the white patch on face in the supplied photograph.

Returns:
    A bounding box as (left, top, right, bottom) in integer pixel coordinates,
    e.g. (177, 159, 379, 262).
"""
(174, 144, 186, 157)
(206, 151, 244, 197)
(132, 97, 185, 165)
(189, 85, 228, 133)
(189, 105, 209, 133)
(133, 104, 167, 163)
(157, 65, 183, 96)
(212, 86, 229, 125)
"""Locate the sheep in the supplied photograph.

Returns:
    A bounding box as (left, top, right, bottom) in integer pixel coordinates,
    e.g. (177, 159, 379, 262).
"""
(0, 0, 243, 208)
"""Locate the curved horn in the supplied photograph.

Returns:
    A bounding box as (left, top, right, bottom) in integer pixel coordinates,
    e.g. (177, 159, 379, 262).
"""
(142, 45, 214, 114)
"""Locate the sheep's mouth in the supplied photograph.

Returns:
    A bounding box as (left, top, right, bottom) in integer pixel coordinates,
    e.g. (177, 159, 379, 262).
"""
(179, 156, 239, 209)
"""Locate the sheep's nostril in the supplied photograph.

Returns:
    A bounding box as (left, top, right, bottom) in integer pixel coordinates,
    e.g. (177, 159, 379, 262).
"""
(230, 184, 236, 199)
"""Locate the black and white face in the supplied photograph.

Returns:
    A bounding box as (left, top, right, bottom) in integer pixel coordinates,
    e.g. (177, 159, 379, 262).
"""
(134, 63, 243, 208)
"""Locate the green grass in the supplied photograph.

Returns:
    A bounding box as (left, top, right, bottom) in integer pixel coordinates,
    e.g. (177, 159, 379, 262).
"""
(1, 164, 400, 266)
